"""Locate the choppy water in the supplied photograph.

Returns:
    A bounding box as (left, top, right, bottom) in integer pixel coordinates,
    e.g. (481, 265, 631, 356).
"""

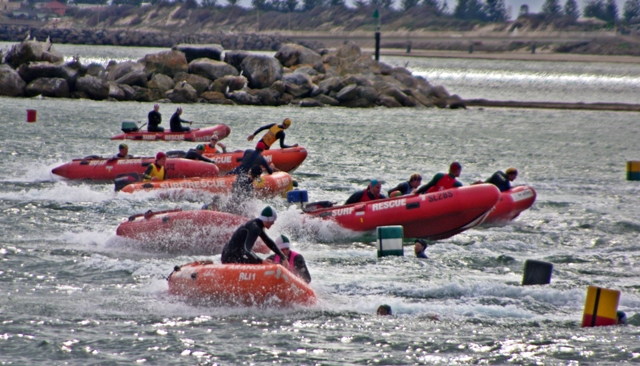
(1, 44, 639, 364)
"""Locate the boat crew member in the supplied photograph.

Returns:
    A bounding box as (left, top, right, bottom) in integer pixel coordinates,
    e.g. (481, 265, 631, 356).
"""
(204, 133, 226, 154)
(225, 166, 263, 215)
(485, 167, 518, 192)
(170, 107, 192, 133)
(142, 152, 167, 181)
(221, 206, 289, 268)
(388, 173, 422, 197)
(416, 162, 463, 194)
(414, 239, 428, 259)
(377, 305, 392, 316)
(345, 179, 387, 205)
(266, 235, 312, 283)
(246, 118, 299, 150)
(112, 143, 134, 159)
(185, 144, 215, 163)
(227, 142, 274, 175)
(202, 195, 223, 211)
(617, 311, 629, 325)
(148, 103, 163, 132)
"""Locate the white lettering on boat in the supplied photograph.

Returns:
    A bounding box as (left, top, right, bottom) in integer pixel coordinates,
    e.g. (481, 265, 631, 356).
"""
(158, 179, 229, 189)
(239, 272, 256, 281)
(332, 207, 354, 217)
(371, 199, 406, 211)
(212, 156, 232, 164)
(116, 159, 144, 165)
(88, 161, 106, 166)
(142, 135, 156, 141)
(512, 188, 534, 202)
(264, 155, 273, 162)
(164, 135, 185, 141)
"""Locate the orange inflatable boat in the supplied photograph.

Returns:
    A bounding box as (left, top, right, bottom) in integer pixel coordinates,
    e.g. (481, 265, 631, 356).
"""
(304, 184, 501, 240)
(52, 157, 219, 181)
(111, 124, 231, 142)
(203, 147, 308, 174)
(168, 261, 317, 307)
(115, 209, 269, 255)
(481, 185, 537, 226)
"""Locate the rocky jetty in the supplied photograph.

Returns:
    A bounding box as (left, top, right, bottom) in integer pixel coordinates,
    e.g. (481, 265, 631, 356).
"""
(0, 39, 461, 109)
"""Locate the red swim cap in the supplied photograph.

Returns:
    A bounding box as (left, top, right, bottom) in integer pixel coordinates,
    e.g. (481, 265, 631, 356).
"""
(156, 151, 167, 160)
(256, 141, 266, 151)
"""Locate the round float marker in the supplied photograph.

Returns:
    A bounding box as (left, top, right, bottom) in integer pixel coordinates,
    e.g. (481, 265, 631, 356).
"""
(26, 109, 37, 123)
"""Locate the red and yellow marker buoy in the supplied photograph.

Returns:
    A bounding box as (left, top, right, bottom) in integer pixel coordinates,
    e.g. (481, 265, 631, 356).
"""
(582, 286, 620, 327)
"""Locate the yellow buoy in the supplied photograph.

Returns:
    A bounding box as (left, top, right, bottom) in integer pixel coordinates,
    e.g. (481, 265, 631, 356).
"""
(582, 286, 620, 327)
(627, 161, 640, 181)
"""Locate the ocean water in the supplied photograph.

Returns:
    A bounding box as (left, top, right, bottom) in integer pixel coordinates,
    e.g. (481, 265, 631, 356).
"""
(1, 44, 639, 364)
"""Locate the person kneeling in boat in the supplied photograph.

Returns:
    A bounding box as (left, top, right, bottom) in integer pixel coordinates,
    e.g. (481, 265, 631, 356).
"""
(387, 173, 422, 197)
(485, 167, 518, 192)
(416, 162, 463, 194)
(414, 239, 428, 259)
(170, 107, 192, 133)
(266, 235, 311, 283)
(142, 152, 167, 181)
(221, 206, 289, 268)
(225, 166, 264, 215)
(112, 143, 134, 159)
(227, 142, 275, 175)
(185, 144, 215, 163)
(246, 118, 299, 150)
(148, 103, 164, 132)
(345, 179, 387, 205)
(204, 133, 226, 154)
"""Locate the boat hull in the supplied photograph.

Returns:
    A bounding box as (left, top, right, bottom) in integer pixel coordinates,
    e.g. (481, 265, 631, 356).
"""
(51, 157, 219, 181)
(305, 184, 501, 240)
(116, 209, 269, 255)
(120, 171, 293, 198)
(204, 146, 308, 174)
(168, 261, 317, 307)
(111, 124, 231, 142)
(481, 185, 537, 226)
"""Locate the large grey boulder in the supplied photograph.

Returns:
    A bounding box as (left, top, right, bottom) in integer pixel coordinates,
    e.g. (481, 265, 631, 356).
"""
(317, 77, 343, 96)
(0, 65, 26, 96)
(336, 41, 361, 59)
(315, 94, 339, 106)
(148, 73, 175, 91)
(200, 91, 230, 104)
(188, 58, 238, 81)
(173, 44, 223, 63)
(108, 82, 126, 100)
(119, 84, 135, 100)
(167, 82, 198, 103)
(115, 69, 148, 88)
(377, 83, 416, 107)
(4, 40, 62, 69)
(17, 61, 75, 84)
(75, 75, 110, 100)
(25, 77, 69, 98)
(223, 50, 252, 72)
(240, 55, 283, 89)
(335, 84, 359, 102)
(108, 61, 144, 81)
(342, 74, 374, 87)
(183, 74, 211, 95)
(85, 63, 106, 78)
(283, 73, 313, 98)
(139, 50, 188, 78)
(275, 43, 322, 68)
(227, 90, 261, 105)
(131, 86, 163, 102)
(254, 87, 281, 105)
(208, 75, 247, 93)
(299, 98, 323, 107)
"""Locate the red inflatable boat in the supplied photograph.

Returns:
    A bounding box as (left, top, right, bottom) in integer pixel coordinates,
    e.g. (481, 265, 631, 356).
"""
(168, 261, 317, 307)
(116, 209, 269, 255)
(52, 157, 219, 181)
(120, 171, 293, 198)
(203, 146, 308, 174)
(111, 124, 231, 142)
(481, 185, 537, 226)
(304, 184, 501, 240)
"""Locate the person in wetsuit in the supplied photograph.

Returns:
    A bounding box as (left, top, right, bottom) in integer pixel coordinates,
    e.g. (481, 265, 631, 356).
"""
(387, 173, 422, 197)
(148, 104, 163, 132)
(112, 143, 134, 159)
(227, 141, 274, 175)
(246, 118, 298, 150)
(220, 206, 288, 267)
(185, 144, 215, 163)
(416, 162, 463, 194)
(266, 235, 311, 283)
(142, 152, 167, 181)
(170, 107, 191, 133)
(485, 167, 518, 192)
(225, 166, 263, 215)
(414, 239, 428, 259)
(345, 179, 387, 205)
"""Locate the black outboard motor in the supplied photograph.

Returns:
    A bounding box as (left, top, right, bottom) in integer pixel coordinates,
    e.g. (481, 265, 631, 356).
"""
(121, 121, 139, 133)
(114, 173, 141, 192)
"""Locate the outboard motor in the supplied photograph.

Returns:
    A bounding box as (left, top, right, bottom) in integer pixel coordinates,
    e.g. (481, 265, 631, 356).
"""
(121, 121, 140, 133)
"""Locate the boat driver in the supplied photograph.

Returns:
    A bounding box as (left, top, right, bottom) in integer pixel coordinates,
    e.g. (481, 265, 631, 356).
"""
(345, 179, 387, 205)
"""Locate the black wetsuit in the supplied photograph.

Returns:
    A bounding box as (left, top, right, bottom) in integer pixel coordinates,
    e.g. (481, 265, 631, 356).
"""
(148, 110, 163, 132)
(112, 153, 134, 159)
(170, 112, 191, 132)
(485, 171, 511, 192)
(345, 189, 387, 205)
(185, 149, 214, 163)
(227, 149, 273, 175)
(221, 219, 286, 264)
(387, 181, 411, 196)
(266, 252, 312, 283)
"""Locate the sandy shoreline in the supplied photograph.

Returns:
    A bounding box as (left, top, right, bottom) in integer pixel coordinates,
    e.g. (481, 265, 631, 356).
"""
(373, 48, 640, 64)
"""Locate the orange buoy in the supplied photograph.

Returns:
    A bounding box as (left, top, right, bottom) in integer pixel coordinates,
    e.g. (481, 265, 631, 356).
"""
(27, 109, 37, 123)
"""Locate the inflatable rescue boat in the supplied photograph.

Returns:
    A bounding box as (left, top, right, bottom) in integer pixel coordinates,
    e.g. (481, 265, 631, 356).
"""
(481, 185, 537, 226)
(168, 261, 317, 307)
(111, 124, 231, 142)
(304, 184, 501, 240)
(119, 171, 294, 198)
(204, 147, 308, 174)
(116, 209, 269, 255)
(52, 157, 219, 181)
